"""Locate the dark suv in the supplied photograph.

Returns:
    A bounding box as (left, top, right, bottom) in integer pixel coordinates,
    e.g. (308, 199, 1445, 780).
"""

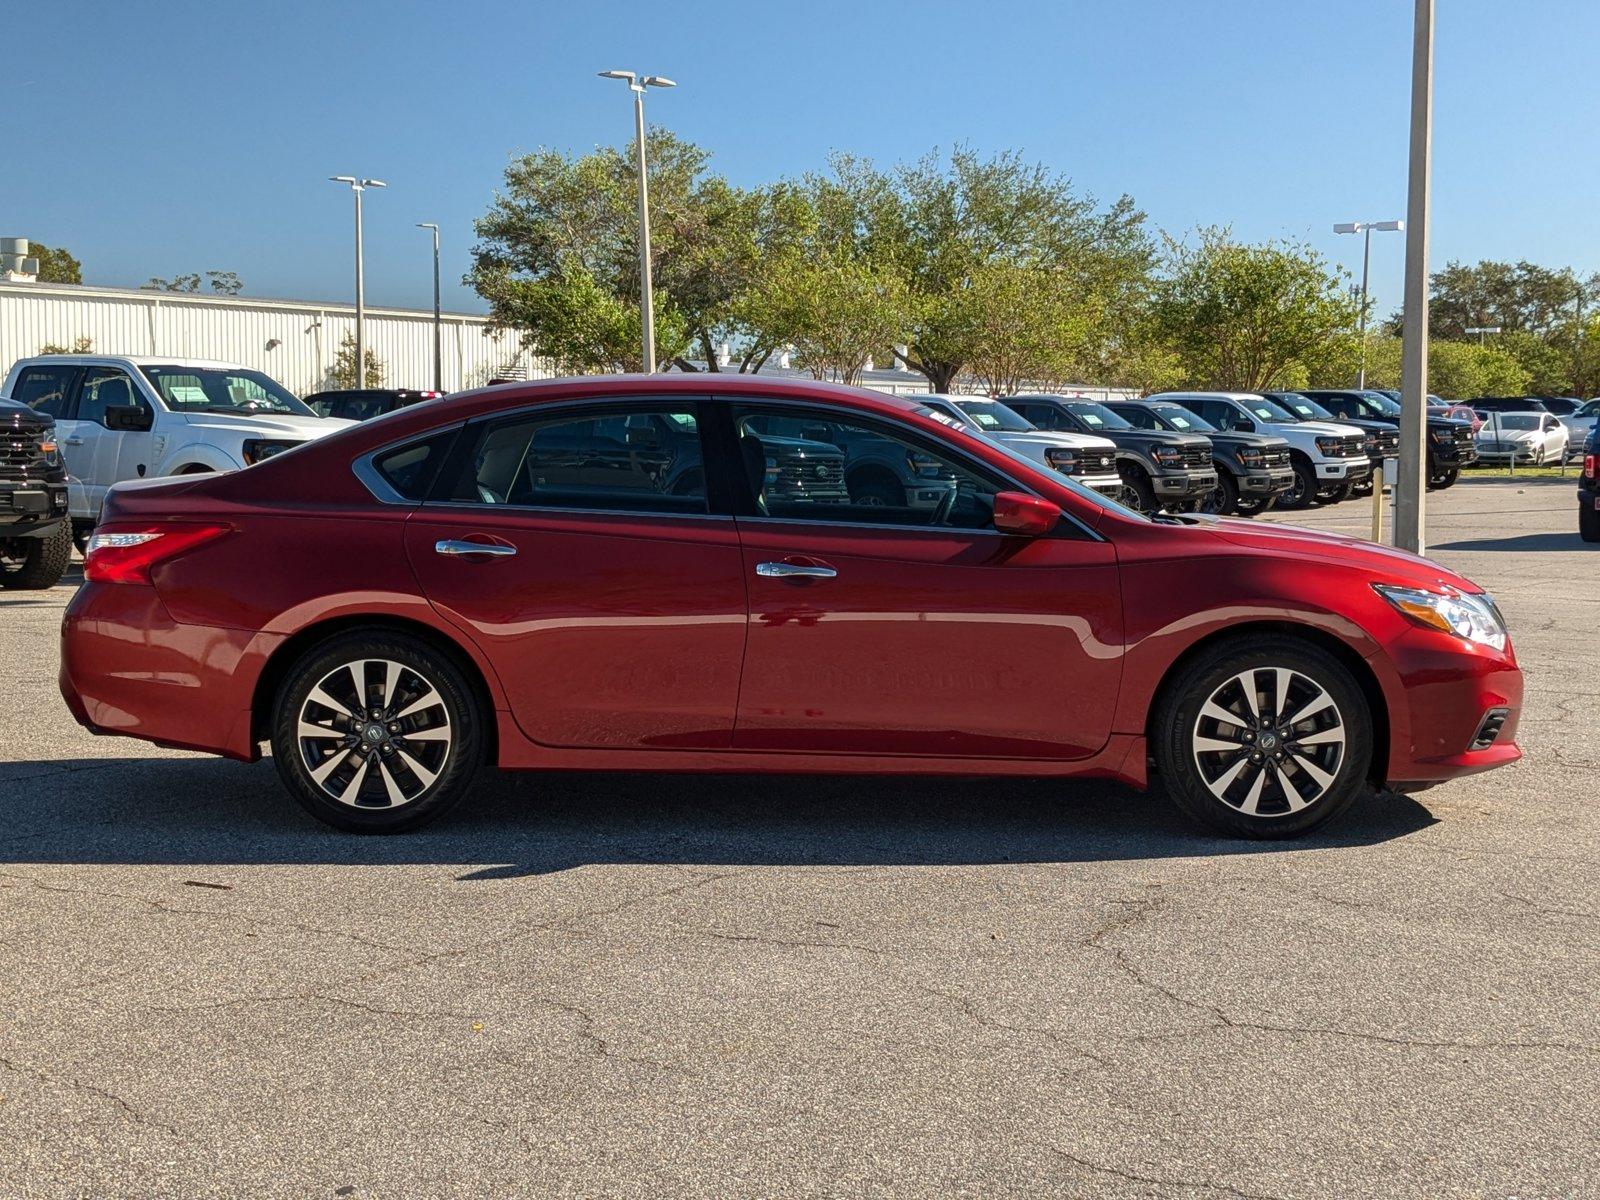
(1005, 394, 1216, 513)
(0, 397, 72, 589)
(304, 388, 444, 422)
(1298, 389, 1477, 489)
(1107, 399, 1293, 515)
(1580, 423, 1599, 543)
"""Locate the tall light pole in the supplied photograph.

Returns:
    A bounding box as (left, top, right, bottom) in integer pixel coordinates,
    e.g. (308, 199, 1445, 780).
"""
(1395, 0, 1433, 556)
(598, 69, 676, 373)
(416, 223, 442, 391)
(1334, 220, 1404, 388)
(329, 176, 386, 388)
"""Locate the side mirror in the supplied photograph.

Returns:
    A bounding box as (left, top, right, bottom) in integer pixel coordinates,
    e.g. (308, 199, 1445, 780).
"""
(105, 404, 153, 432)
(992, 490, 1060, 537)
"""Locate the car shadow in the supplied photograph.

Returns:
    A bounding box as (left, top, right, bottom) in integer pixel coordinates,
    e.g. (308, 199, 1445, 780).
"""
(0, 756, 1440, 878)
(1431, 532, 1590, 552)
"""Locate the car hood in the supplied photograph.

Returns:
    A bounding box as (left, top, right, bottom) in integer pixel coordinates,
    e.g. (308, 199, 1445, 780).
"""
(1204, 516, 1479, 592)
(178, 412, 356, 438)
(1271, 419, 1365, 438)
(1205, 430, 1288, 451)
(1104, 429, 1209, 451)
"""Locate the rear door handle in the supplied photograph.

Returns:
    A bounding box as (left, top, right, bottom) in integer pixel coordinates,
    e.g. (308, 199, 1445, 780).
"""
(435, 539, 516, 558)
(756, 561, 836, 579)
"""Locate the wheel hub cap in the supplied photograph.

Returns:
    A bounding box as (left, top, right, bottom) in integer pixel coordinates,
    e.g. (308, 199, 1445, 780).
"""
(1191, 666, 1345, 818)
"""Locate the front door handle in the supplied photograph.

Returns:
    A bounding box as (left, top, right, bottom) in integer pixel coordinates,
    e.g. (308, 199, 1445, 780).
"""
(756, 561, 837, 580)
(435, 539, 517, 558)
(63, 437, 85, 446)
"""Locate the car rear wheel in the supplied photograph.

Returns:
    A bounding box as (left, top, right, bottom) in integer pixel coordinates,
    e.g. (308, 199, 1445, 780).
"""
(270, 632, 484, 833)
(1154, 636, 1372, 838)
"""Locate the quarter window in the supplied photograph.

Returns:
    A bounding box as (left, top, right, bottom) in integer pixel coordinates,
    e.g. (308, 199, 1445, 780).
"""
(733, 407, 1003, 530)
(451, 406, 707, 514)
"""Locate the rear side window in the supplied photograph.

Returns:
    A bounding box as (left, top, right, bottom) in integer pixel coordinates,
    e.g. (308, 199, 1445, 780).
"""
(449, 406, 707, 514)
(372, 431, 456, 501)
(11, 365, 80, 417)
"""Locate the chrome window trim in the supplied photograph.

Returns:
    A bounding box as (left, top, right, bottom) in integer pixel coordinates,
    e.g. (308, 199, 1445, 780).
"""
(352, 422, 466, 505)
(416, 499, 732, 524)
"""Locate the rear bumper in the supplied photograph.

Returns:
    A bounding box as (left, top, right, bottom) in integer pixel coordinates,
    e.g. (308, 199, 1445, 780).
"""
(60, 582, 270, 761)
(1368, 632, 1525, 786)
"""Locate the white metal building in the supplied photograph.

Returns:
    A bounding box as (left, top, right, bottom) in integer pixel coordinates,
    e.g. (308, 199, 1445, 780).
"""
(0, 279, 551, 396)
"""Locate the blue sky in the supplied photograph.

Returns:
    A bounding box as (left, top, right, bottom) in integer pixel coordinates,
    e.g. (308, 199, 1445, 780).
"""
(11, 0, 1597, 318)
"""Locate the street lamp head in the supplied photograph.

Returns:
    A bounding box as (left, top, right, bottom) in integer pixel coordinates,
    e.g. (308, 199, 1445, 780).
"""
(598, 69, 635, 81)
(642, 75, 676, 88)
(1372, 220, 1404, 232)
(362, 179, 387, 189)
(329, 175, 358, 185)
(416, 222, 438, 231)
(1333, 222, 1361, 235)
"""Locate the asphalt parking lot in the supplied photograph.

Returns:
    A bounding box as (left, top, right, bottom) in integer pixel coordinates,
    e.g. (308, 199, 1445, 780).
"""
(1, 477, 1595, 1199)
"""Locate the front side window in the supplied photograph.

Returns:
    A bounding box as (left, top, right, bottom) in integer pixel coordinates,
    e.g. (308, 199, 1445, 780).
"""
(75, 367, 149, 426)
(735, 406, 1003, 530)
(141, 365, 314, 417)
(1111, 405, 1159, 430)
(451, 406, 706, 514)
(12, 365, 80, 417)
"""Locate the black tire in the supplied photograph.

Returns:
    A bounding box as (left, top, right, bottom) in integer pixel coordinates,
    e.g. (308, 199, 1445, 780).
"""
(1153, 634, 1373, 839)
(1279, 459, 1319, 510)
(1427, 465, 1460, 490)
(1117, 463, 1158, 514)
(847, 474, 902, 508)
(1581, 503, 1600, 543)
(0, 522, 73, 590)
(1198, 471, 1238, 516)
(72, 520, 93, 554)
(1233, 493, 1276, 516)
(1325, 480, 1354, 503)
(270, 631, 485, 833)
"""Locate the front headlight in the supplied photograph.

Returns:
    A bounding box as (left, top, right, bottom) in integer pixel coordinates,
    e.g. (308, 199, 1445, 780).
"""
(1151, 446, 1183, 466)
(1044, 447, 1076, 471)
(241, 439, 299, 465)
(1235, 448, 1265, 467)
(1314, 436, 1342, 455)
(1373, 583, 1508, 652)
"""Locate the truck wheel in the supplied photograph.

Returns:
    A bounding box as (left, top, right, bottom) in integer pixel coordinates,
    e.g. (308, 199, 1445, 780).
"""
(847, 475, 901, 508)
(71, 520, 93, 554)
(270, 631, 485, 833)
(1117, 464, 1158, 514)
(1279, 459, 1319, 510)
(1153, 634, 1372, 839)
(1198, 472, 1238, 516)
(0, 522, 74, 590)
(1427, 465, 1460, 490)
(1581, 504, 1600, 543)
(1325, 480, 1354, 503)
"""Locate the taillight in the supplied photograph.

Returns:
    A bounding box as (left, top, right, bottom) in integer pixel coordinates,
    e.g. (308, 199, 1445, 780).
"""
(1586, 453, 1596, 480)
(84, 522, 230, 585)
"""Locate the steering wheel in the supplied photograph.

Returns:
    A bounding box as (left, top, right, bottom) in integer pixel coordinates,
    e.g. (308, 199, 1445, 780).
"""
(929, 483, 959, 527)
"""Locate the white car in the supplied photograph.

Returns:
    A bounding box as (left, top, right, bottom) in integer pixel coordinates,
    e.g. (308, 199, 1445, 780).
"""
(920, 395, 1125, 499)
(1473, 410, 1569, 465)
(1552, 398, 1600, 456)
(1, 355, 354, 541)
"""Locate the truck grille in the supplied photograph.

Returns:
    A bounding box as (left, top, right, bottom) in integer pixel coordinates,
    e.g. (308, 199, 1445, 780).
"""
(770, 456, 850, 502)
(1366, 430, 1400, 457)
(1071, 451, 1117, 476)
(0, 435, 45, 478)
(1453, 426, 1474, 448)
(1324, 434, 1366, 458)
(1177, 444, 1210, 469)
(1261, 447, 1290, 468)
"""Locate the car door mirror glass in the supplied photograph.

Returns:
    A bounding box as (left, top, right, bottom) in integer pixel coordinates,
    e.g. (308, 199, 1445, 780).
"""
(992, 491, 1060, 536)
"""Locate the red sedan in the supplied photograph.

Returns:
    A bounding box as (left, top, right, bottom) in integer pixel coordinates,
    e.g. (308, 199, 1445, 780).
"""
(61, 376, 1522, 837)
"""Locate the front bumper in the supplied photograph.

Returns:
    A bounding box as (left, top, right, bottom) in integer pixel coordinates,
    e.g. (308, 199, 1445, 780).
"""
(1476, 445, 1543, 464)
(1432, 442, 1478, 466)
(0, 480, 69, 535)
(1368, 629, 1524, 786)
(1238, 466, 1295, 495)
(1151, 468, 1218, 498)
(1076, 471, 1126, 498)
(1314, 458, 1372, 482)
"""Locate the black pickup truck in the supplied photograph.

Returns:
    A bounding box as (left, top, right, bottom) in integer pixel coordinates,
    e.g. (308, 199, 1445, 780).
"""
(0, 397, 72, 589)
(1106, 399, 1293, 515)
(1297, 389, 1477, 490)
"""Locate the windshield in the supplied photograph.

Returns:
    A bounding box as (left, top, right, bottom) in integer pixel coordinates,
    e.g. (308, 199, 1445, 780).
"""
(141, 366, 315, 417)
(919, 402, 969, 430)
(1245, 396, 1297, 422)
(1063, 401, 1133, 431)
(1360, 391, 1402, 416)
(1489, 413, 1542, 431)
(953, 399, 1034, 432)
(1147, 403, 1215, 433)
(1275, 393, 1335, 421)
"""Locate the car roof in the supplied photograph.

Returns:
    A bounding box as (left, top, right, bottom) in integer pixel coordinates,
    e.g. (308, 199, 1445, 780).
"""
(11, 354, 247, 369)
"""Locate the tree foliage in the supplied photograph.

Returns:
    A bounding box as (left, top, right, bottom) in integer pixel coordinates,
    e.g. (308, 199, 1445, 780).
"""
(1149, 228, 1359, 391)
(328, 333, 385, 388)
(28, 242, 82, 284)
(142, 271, 243, 295)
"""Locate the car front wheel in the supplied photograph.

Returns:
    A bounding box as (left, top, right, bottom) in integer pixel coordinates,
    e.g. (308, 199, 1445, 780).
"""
(270, 632, 484, 833)
(1154, 636, 1372, 838)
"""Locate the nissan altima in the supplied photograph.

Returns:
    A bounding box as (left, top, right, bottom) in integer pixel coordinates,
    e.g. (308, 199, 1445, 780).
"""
(60, 377, 1523, 837)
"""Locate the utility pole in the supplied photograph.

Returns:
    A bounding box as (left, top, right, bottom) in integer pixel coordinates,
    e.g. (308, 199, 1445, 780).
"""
(1395, 0, 1433, 555)
(329, 176, 386, 388)
(417, 223, 442, 391)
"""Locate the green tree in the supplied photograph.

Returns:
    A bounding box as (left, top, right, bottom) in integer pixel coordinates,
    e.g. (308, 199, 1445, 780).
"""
(743, 247, 907, 387)
(1149, 228, 1360, 391)
(142, 271, 243, 294)
(1424, 260, 1590, 340)
(27, 242, 83, 284)
(328, 334, 385, 389)
(40, 335, 93, 355)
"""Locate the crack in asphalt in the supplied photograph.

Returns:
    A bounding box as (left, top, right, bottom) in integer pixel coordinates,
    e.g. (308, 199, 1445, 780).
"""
(1030, 1137, 1294, 1200)
(0, 1051, 183, 1139)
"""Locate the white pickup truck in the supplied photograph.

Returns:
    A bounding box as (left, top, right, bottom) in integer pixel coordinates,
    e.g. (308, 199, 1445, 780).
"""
(1, 355, 354, 544)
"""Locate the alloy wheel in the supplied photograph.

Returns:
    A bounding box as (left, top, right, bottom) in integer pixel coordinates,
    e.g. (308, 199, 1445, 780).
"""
(296, 658, 453, 808)
(1190, 666, 1346, 818)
